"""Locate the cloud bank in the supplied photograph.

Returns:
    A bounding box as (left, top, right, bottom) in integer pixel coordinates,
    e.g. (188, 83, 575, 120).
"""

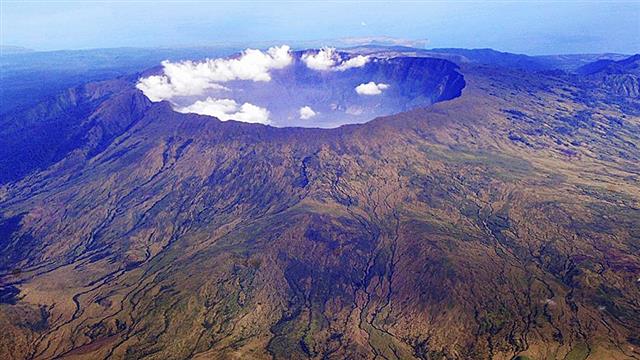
(299, 106, 317, 120)
(355, 82, 389, 95)
(176, 98, 270, 124)
(136, 45, 292, 102)
(301, 47, 369, 71)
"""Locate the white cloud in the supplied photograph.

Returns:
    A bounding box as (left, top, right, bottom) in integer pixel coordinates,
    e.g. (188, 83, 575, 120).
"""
(301, 48, 336, 71)
(176, 98, 270, 125)
(136, 75, 230, 102)
(136, 45, 292, 102)
(355, 82, 389, 95)
(301, 47, 369, 71)
(299, 106, 317, 120)
(335, 55, 369, 71)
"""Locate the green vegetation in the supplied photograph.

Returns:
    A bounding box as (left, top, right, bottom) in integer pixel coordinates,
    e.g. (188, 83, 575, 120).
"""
(565, 342, 590, 360)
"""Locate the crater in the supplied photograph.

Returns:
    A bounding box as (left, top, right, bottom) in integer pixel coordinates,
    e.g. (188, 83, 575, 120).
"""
(138, 48, 466, 128)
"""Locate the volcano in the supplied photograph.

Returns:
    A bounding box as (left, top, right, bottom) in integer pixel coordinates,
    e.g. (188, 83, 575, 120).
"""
(0, 48, 639, 360)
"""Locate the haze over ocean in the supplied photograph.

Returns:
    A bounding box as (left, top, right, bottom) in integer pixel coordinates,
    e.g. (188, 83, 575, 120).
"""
(2, 0, 639, 54)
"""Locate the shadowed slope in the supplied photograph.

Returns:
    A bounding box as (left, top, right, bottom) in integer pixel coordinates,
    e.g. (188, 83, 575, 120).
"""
(0, 78, 152, 184)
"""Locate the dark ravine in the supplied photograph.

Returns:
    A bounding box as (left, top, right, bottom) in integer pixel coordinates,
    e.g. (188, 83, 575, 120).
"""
(0, 53, 639, 359)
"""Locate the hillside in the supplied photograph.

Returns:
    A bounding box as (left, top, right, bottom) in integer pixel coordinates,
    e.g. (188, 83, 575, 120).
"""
(0, 54, 639, 359)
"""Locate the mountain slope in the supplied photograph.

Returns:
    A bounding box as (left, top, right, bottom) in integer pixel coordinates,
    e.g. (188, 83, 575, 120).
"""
(0, 58, 639, 360)
(0, 78, 152, 184)
(577, 54, 640, 98)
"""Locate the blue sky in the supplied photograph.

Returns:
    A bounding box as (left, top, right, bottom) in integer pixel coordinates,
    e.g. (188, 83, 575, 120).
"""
(2, 1, 639, 55)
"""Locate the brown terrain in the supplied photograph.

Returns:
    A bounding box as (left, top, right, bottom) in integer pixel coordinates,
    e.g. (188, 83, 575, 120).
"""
(0, 55, 639, 359)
